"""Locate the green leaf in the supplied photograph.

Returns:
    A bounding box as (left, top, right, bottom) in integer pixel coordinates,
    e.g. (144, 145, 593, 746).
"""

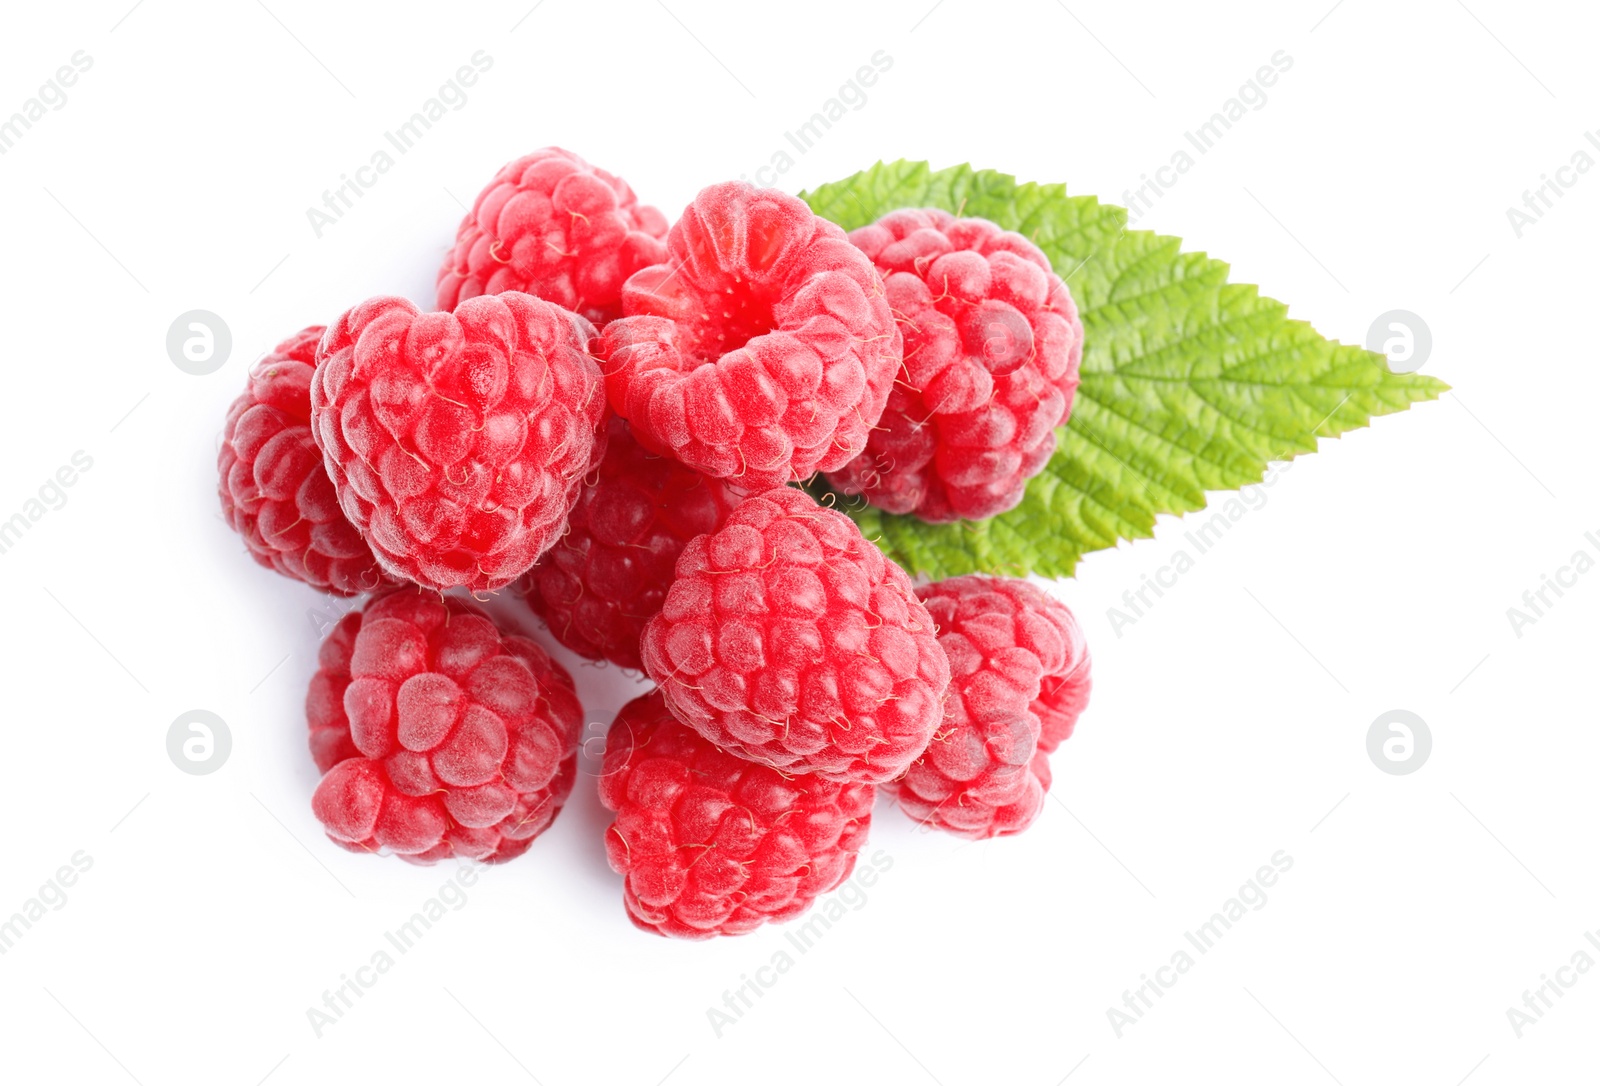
(799, 161, 1448, 579)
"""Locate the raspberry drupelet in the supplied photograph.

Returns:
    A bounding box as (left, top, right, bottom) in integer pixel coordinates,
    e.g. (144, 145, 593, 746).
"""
(887, 575, 1092, 838)
(599, 690, 875, 938)
(436, 146, 668, 325)
(640, 486, 950, 784)
(310, 293, 607, 592)
(308, 588, 583, 864)
(517, 417, 747, 670)
(826, 209, 1084, 522)
(218, 325, 395, 597)
(597, 182, 901, 490)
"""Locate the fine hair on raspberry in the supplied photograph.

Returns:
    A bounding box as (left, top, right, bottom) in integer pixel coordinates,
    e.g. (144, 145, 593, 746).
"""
(599, 690, 875, 938)
(597, 182, 902, 490)
(826, 208, 1084, 522)
(640, 485, 950, 784)
(310, 292, 607, 592)
(309, 588, 583, 864)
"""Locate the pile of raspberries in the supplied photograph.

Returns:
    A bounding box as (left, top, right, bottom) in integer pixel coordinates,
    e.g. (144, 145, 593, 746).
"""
(219, 148, 1093, 939)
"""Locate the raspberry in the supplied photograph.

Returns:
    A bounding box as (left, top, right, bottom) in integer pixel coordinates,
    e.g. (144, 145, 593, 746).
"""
(217, 326, 396, 597)
(825, 209, 1085, 521)
(597, 182, 901, 490)
(888, 575, 1092, 839)
(640, 486, 949, 784)
(517, 417, 747, 670)
(308, 588, 583, 865)
(599, 690, 874, 938)
(1036, 622, 1092, 753)
(310, 293, 607, 592)
(436, 147, 669, 325)
(307, 608, 362, 773)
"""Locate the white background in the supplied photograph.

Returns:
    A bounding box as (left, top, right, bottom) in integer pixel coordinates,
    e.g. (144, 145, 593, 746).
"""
(0, 0, 1594, 1083)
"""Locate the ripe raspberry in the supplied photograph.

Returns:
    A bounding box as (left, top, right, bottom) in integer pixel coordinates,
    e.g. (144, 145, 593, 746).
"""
(217, 326, 395, 597)
(436, 147, 669, 325)
(308, 588, 582, 865)
(825, 209, 1085, 522)
(640, 486, 949, 784)
(597, 182, 901, 490)
(888, 575, 1092, 839)
(517, 417, 747, 670)
(306, 608, 362, 773)
(1036, 624, 1092, 753)
(310, 293, 607, 592)
(599, 690, 874, 938)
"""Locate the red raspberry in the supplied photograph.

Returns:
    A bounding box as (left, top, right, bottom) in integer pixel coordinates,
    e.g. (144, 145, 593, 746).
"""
(310, 293, 607, 592)
(306, 608, 362, 773)
(599, 690, 874, 938)
(217, 326, 395, 597)
(640, 486, 950, 784)
(308, 588, 582, 865)
(597, 182, 901, 490)
(825, 209, 1085, 522)
(888, 575, 1092, 839)
(517, 417, 747, 670)
(436, 147, 669, 325)
(1037, 622, 1092, 753)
